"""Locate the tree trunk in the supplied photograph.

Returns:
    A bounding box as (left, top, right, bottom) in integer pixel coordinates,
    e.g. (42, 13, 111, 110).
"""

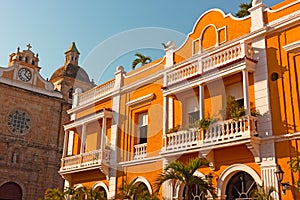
(185, 185, 189, 200)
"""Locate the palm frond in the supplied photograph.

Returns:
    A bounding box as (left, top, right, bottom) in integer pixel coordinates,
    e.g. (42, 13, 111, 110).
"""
(132, 53, 152, 69)
(251, 183, 276, 200)
(236, 1, 252, 18)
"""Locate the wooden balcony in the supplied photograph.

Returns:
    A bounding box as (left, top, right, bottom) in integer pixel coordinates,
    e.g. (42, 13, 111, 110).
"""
(134, 143, 147, 160)
(60, 149, 110, 174)
(161, 115, 257, 154)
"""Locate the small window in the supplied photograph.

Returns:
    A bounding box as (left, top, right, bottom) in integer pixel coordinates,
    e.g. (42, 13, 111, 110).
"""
(188, 111, 199, 125)
(237, 98, 244, 107)
(31, 60, 35, 65)
(138, 112, 148, 144)
(69, 87, 74, 99)
(25, 57, 28, 63)
(18, 56, 22, 61)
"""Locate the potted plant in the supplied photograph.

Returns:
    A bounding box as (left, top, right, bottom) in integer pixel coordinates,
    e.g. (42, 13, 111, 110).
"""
(225, 95, 245, 120)
(166, 124, 181, 134)
(288, 156, 300, 188)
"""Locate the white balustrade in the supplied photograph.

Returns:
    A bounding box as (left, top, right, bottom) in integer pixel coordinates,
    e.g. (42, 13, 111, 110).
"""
(165, 42, 253, 86)
(79, 79, 115, 105)
(61, 149, 109, 171)
(134, 143, 147, 160)
(202, 44, 243, 72)
(163, 129, 201, 151)
(162, 115, 257, 152)
(203, 115, 257, 145)
(166, 62, 199, 86)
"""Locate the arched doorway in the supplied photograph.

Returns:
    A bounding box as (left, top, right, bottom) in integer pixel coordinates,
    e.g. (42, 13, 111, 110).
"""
(182, 184, 206, 200)
(225, 171, 257, 200)
(93, 186, 107, 199)
(133, 182, 151, 200)
(0, 182, 22, 200)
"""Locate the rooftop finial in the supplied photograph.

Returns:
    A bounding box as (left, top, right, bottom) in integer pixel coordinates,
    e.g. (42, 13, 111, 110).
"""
(27, 43, 32, 50)
(17, 46, 20, 53)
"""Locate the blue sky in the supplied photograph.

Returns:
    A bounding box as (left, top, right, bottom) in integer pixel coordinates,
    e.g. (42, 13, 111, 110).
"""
(0, 0, 282, 83)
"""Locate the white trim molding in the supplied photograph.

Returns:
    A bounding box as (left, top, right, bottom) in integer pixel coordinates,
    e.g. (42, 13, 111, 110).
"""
(92, 181, 109, 196)
(126, 93, 155, 107)
(133, 176, 153, 194)
(217, 164, 262, 197)
(283, 40, 300, 53)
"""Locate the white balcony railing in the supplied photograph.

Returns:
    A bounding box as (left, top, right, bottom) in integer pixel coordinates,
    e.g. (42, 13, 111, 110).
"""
(165, 42, 253, 87)
(134, 143, 147, 160)
(166, 61, 199, 86)
(162, 115, 257, 152)
(201, 43, 245, 72)
(78, 79, 115, 105)
(60, 149, 109, 172)
(203, 115, 257, 144)
(163, 129, 201, 151)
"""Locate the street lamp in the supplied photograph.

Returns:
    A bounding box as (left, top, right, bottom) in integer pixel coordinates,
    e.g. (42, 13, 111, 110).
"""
(274, 165, 290, 195)
(205, 173, 213, 186)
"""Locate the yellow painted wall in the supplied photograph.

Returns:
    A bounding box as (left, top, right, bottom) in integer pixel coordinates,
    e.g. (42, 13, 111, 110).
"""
(119, 80, 163, 161)
(73, 128, 82, 155)
(174, 9, 251, 64)
(76, 100, 112, 119)
(267, 26, 300, 135)
(265, 1, 300, 23)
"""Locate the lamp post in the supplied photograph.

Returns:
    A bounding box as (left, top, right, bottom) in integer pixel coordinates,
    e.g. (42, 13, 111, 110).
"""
(205, 173, 213, 186)
(274, 165, 284, 200)
(274, 165, 284, 183)
(274, 165, 290, 198)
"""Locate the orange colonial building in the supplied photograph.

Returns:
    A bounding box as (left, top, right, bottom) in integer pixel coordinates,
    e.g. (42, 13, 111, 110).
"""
(59, 0, 300, 199)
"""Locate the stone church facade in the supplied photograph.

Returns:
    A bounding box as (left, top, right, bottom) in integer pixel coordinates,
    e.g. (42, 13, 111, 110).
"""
(0, 43, 94, 199)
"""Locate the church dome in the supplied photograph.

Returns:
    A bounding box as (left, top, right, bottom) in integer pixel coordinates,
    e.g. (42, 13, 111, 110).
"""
(50, 63, 91, 83)
(50, 42, 92, 83)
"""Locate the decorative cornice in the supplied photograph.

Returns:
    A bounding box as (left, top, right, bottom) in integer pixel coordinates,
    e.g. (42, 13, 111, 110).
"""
(64, 109, 112, 130)
(283, 40, 300, 53)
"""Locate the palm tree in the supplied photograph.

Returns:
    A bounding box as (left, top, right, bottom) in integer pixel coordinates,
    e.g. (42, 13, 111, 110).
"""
(43, 188, 65, 200)
(236, 1, 253, 18)
(251, 183, 276, 200)
(132, 53, 152, 70)
(155, 158, 216, 200)
(42, 186, 106, 200)
(117, 177, 158, 200)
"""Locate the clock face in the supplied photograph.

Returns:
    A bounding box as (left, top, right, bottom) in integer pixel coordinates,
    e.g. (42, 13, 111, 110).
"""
(18, 68, 32, 82)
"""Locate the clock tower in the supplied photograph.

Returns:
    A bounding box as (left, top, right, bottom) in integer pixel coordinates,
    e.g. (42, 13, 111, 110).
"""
(8, 44, 42, 85)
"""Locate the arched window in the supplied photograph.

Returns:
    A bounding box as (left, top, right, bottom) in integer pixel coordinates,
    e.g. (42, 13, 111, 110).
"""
(94, 186, 107, 199)
(133, 182, 150, 200)
(0, 182, 22, 200)
(225, 171, 257, 200)
(182, 184, 206, 200)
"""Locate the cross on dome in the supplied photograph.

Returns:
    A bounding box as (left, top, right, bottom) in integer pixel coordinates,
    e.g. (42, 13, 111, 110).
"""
(27, 43, 32, 50)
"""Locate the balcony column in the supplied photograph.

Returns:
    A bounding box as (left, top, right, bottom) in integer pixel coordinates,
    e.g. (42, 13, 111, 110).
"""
(168, 97, 174, 130)
(199, 84, 204, 120)
(162, 158, 173, 200)
(242, 69, 251, 115)
(80, 124, 86, 153)
(163, 95, 168, 136)
(162, 95, 169, 151)
(62, 130, 69, 158)
(101, 117, 107, 149)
